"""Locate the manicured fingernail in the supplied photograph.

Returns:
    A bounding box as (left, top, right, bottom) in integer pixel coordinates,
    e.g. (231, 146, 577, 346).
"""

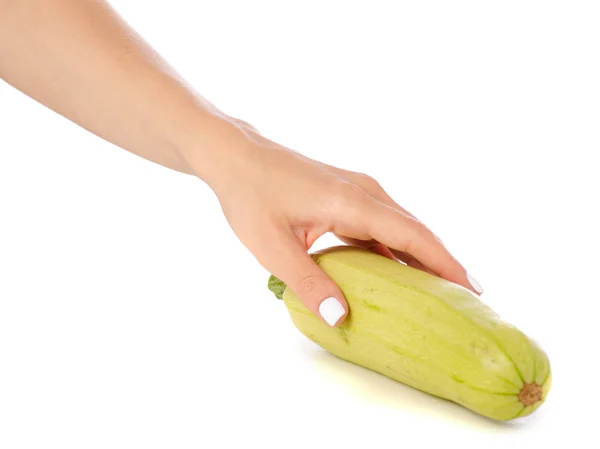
(467, 273, 484, 294)
(319, 297, 345, 327)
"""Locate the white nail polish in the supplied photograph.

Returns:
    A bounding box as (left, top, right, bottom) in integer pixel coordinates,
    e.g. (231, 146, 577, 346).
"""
(319, 297, 345, 327)
(467, 273, 484, 294)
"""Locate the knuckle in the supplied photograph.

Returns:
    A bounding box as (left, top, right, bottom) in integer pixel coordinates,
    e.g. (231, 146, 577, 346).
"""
(295, 272, 321, 296)
(353, 172, 381, 190)
(317, 179, 371, 232)
(325, 180, 364, 214)
(337, 182, 366, 218)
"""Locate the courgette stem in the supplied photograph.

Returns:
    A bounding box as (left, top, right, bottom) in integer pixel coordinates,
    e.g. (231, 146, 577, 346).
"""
(268, 275, 286, 300)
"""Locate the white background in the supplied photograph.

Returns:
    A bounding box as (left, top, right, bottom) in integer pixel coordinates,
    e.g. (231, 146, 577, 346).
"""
(1, 1, 598, 447)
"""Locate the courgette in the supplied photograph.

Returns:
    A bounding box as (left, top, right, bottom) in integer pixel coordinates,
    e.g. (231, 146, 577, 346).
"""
(268, 245, 551, 421)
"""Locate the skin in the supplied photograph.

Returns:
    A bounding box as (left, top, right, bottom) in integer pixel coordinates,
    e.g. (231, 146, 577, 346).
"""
(0, 0, 483, 328)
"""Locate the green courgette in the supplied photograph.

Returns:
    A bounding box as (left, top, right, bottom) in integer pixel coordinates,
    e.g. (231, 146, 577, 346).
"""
(268, 245, 551, 421)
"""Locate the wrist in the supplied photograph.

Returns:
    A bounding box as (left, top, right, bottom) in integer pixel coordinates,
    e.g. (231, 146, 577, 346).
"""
(175, 112, 257, 190)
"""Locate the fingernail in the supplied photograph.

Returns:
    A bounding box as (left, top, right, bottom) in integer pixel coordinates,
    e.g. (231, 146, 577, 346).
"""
(319, 297, 345, 327)
(467, 273, 484, 294)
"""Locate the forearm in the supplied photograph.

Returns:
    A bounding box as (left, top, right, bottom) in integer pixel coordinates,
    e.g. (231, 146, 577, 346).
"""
(0, 0, 245, 183)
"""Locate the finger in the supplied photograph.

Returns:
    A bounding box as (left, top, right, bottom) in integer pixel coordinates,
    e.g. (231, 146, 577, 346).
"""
(340, 171, 450, 244)
(333, 170, 446, 255)
(359, 175, 419, 219)
(335, 235, 436, 274)
(364, 182, 445, 246)
(388, 249, 436, 274)
(261, 232, 349, 327)
(373, 204, 481, 294)
(335, 172, 472, 282)
(337, 195, 483, 295)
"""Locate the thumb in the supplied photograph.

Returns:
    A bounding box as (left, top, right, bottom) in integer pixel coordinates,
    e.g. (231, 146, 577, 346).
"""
(265, 236, 349, 328)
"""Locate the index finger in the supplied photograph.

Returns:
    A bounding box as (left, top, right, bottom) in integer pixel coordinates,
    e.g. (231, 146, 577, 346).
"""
(360, 198, 483, 295)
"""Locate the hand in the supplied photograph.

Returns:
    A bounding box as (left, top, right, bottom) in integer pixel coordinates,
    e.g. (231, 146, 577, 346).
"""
(204, 121, 483, 328)
(0, 0, 481, 329)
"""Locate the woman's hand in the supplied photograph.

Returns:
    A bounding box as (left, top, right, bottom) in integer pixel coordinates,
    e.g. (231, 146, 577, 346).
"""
(0, 0, 482, 329)
(198, 121, 483, 328)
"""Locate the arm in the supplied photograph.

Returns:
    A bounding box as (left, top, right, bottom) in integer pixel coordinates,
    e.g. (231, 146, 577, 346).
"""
(0, 0, 483, 327)
(0, 0, 241, 184)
